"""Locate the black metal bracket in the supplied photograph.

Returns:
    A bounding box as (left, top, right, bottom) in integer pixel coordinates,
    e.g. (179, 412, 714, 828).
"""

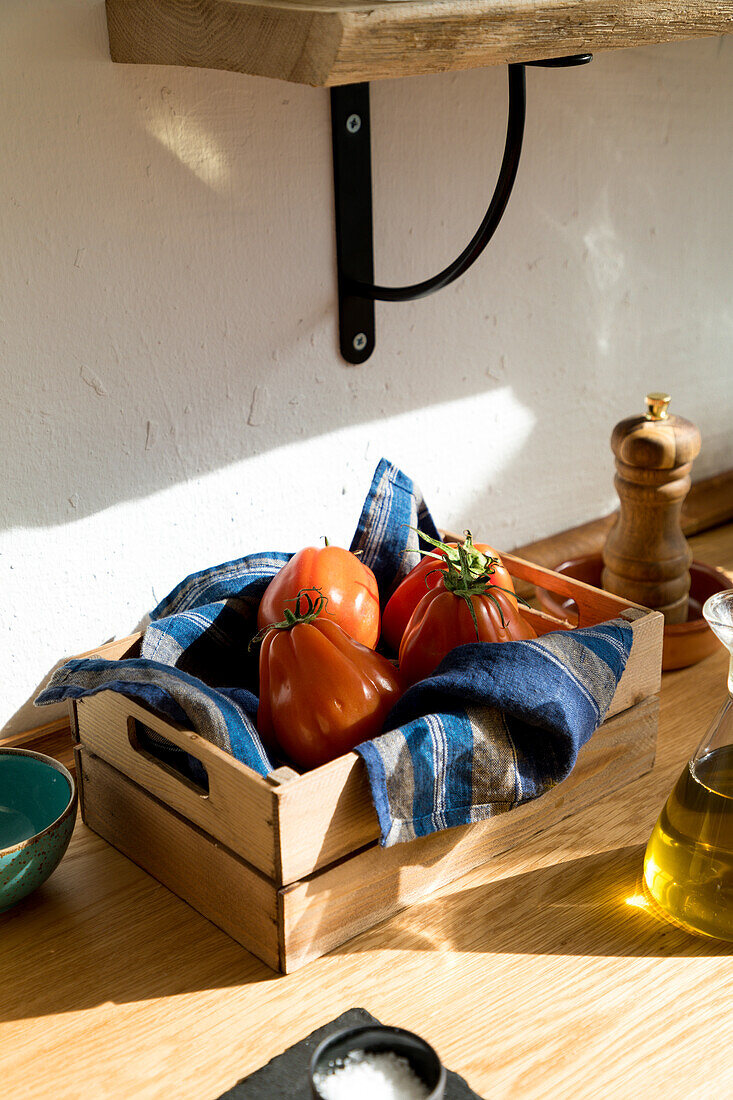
(330, 55, 592, 364)
(331, 83, 375, 365)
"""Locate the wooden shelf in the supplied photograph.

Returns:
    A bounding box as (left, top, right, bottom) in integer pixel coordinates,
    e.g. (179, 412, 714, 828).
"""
(106, 0, 733, 87)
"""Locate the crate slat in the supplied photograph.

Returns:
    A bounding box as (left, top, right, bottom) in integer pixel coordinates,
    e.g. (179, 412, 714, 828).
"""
(76, 692, 279, 879)
(279, 695, 659, 971)
(274, 752, 377, 883)
(76, 692, 657, 974)
(77, 747, 282, 971)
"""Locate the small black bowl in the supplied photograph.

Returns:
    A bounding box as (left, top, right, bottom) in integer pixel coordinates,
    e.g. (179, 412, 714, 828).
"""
(309, 1024, 446, 1098)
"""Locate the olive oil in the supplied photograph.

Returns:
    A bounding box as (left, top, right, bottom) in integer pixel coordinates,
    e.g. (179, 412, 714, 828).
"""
(644, 745, 733, 940)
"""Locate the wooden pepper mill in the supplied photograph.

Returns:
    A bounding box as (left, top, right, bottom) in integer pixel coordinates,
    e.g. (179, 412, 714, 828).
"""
(602, 393, 701, 624)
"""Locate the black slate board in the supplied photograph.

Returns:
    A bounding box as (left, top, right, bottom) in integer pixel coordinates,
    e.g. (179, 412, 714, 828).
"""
(217, 1007, 484, 1099)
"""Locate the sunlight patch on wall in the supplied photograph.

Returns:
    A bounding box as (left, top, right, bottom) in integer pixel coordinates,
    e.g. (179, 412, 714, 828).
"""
(353, 385, 537, 517)
(582, 190, 627, 358)
(13, 384, 537, 548)
(146, 107, 230, 191)
(0, 387, 532, 731)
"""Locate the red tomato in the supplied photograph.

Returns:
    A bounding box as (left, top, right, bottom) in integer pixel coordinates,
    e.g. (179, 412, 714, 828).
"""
(382, 533, 517, 652)
(258, 614, 403, 770)
(398, 582, 536, 686)
(257, 544, 380, 649)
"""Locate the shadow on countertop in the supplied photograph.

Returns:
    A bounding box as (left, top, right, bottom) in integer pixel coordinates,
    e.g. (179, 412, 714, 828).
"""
(2, 831, 730, 1026)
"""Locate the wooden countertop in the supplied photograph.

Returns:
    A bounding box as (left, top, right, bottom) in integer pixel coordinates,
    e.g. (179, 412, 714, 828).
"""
(2, 523, 733, 1098)
(106, 0, 733, 87)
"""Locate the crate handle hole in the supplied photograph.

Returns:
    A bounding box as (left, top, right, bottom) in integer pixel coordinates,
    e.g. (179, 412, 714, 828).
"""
(127, 717, 210, 796)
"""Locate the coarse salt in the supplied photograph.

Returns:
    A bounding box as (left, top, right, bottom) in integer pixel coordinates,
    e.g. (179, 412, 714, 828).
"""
(313, 1049, 430, 1100)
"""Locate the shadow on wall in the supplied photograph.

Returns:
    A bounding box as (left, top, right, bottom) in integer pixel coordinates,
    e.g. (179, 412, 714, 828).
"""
(1, 3, 731, 535)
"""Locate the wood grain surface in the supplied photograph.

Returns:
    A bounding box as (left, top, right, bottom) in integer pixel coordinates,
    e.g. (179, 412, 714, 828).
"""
(76, 692, 281, 879)
(0, 717, 76, 775)
(1, 523, 732, 1098)
(105, 0, 733, 86)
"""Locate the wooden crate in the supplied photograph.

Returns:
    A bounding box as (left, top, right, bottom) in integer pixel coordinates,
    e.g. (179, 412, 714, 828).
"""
(72, 552, 663, 972)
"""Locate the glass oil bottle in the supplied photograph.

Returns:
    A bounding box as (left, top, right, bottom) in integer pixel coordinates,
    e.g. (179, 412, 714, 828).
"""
(643, 591, 733, 940)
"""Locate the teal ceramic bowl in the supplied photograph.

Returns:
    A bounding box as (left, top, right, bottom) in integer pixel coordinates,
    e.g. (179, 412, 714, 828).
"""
(0, 747, 77, 913)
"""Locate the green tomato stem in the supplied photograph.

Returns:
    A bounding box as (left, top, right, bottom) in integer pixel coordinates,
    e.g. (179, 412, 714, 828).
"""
(249, 587, 328, 650)
(406, 526, 500, 580)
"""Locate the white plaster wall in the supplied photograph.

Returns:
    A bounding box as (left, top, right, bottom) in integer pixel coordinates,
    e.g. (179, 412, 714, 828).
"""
(1, 1, 731, 735)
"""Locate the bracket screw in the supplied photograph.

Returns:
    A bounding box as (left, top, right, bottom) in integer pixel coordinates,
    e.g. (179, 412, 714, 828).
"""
(346, 114, 362, 134)
(352, 333, 368, 352)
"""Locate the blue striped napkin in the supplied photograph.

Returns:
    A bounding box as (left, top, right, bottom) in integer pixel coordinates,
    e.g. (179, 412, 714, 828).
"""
(36, 458, 632, 847)
(358, 623, 630, 845)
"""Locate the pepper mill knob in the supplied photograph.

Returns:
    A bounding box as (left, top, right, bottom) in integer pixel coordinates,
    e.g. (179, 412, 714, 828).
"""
(645, 391, 670, 421)
(601, 393, 701, 624)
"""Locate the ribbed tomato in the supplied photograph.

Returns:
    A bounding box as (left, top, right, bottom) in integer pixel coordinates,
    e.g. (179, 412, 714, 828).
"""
(257, 596, 403, 770)
(382, 531, 516, 652)
(257, 543, 380, 649)
(398, 569, 536, 687)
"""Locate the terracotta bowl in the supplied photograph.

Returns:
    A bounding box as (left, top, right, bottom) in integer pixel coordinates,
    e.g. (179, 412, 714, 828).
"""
(535, 555, 733, 671)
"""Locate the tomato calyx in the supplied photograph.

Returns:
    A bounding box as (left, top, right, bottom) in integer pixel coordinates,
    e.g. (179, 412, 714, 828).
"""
(408, 528, 501, 583)
(411, 530, 530, 641)
(441, 545, 509, 639)
(250, 587, 327, 649)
